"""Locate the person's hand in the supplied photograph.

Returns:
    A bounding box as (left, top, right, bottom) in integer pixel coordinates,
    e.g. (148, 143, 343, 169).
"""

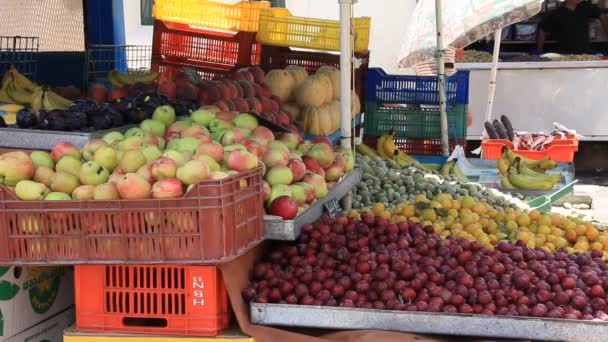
(530, 47, 542, 56)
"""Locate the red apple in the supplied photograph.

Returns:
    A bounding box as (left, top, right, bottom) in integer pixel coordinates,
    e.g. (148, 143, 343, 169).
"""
(269, 196, 298, 220)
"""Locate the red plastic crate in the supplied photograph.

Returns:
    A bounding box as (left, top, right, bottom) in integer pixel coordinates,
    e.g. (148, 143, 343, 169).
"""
(152, 20, 261, 67)
(75, 264, 230, 336)
(481, 135, 579, 162)
(0, 167, 263, 265)
(260, 45, 370, 104)
(363, 135, 466, 156)
(152, 56, 238, 82)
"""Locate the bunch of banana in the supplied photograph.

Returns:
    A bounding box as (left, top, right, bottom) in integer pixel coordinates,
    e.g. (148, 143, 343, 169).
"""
(0, 65, 72, 111)
(376, 130, 396, 158)
(440, 159, 470, 183)
(0, 65, 37, 104)
(497, 146, 557, 176)
(392, 149, 419, 166)
(107, 69, 159, 87)
(355, 143, 379, 158)
(502, 157, 561, 190)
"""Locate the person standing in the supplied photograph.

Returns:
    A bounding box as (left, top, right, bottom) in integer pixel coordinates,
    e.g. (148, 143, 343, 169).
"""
(536, 0, 608, 54)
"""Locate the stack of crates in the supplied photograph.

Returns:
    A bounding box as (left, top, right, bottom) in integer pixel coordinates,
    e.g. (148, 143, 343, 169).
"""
(0, 163, 265, 339)
(363, 68, 470, 156)
(151, 0, 271, 81)
(256, 7, 372, 136)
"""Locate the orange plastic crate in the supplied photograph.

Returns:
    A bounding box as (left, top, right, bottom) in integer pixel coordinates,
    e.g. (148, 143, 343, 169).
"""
(0, 167, 263, 265)
(75, 264, 230, 336)
(481, 135, 579, 162)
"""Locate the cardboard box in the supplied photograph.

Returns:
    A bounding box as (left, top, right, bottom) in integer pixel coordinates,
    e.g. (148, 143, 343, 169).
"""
(5, 307, 74, 342)
(0, 267, 74, 340)
(62, 326, 257, 342)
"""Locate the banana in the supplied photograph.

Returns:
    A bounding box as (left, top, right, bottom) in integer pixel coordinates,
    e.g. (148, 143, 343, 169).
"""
(30, 87, 44, 112)
(538, 158, 558, 170)
(107, 70, 126, 87)
(6, 82, 32, 104)
(0, 103, 24, 112)
(113, 69, 159, 85)
(440, 160, 454, 177)
(9, 65, 36, 92)
(508, 171, 558, 190)
(451, 164, 470, 183)
(0, 89, 12, 103)
(504, 147, 554, 171)
(42, 90, 71, 110)
(392, 149, 420, 166)
(376, 134, 389, 158)
(497, 149, 511, 176)
(514, 157, 560, 183)
(355, 143, 379, 157)
(501, 175, 516, 189)
(422, 163, 443, 171)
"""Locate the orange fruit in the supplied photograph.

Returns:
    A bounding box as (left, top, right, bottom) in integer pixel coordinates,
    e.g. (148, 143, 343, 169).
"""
(565, 229, 578, 243)
(586, 227, 600, 241)
(591, 242, 604, 251)
(528, 210, 540, 221)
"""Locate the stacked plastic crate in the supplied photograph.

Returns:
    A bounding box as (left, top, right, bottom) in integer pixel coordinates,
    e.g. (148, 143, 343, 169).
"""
(362, 68, 470, 156)
(256, 8, 371, 140)
(151, 0, 271, 81)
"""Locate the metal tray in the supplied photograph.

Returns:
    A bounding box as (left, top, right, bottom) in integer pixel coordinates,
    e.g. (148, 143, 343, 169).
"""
(0, 125, 138, 150)
(264, 167, 361, 241)
(251, 303, 608, 342)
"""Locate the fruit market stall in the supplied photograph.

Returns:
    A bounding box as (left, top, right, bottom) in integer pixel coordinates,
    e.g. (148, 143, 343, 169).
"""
(457, 60, 608, 141)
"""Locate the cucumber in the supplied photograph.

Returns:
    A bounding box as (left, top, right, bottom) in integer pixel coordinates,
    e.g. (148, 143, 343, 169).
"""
(493, 119, 509, 139)
(484, 121, 499, 139)
(500, 115, 515, 140)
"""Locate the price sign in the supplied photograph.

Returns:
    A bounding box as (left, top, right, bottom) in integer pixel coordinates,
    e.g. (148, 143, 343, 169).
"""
(324, 198, 343, 218)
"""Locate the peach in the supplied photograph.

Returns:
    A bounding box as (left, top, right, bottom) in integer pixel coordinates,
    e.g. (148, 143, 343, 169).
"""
(265, 166, 293, 186)
(226, 150, 259, 172)
(89, 84, 108, 103)
(50, 172, 80, 194)
(279, 132, 300, 150)
(194, 142, 224, 162)
(252, 126, 275, 142)
(296, 140, 313, 154)
(116, 173, 151, 199)
(303, 173, 328, 199)
(267, 184, 291, 205)
(305, 143, 335, 168)
(289, 184, 307, 206)
(287, 158, 307, 182)
(294, 182, 316, 204)
(119, 150, 147, 173)
(117, 137, 145, 151)
(51, 142, 81, 162)
(0, 152, 35, 187)
(176, 160, 210, 185)
(325, 159, 346, 182)
(262, 146, 289, 168)
(196, 155, 220, 172)
(243, 139, 266, 157)
(150, 157, 177, 181)
(181, 125, 210, 140)
(152, 178, 184, 199)
(108, 171, 125, 184)
(221, 128, 248, 145)
(94, 182, 120, 200)
(33, 166, 55, 186)
(136, 164, 155, 184)
(302, 155, 324, 174)
(72, 184, 96, 200)
(82, 139, 108, 161)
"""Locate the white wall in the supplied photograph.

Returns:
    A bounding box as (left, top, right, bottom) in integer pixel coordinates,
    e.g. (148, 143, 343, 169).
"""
(123, 0, 417, 72)
(285, 0, 416, 74)
(123, 0, 154, 46)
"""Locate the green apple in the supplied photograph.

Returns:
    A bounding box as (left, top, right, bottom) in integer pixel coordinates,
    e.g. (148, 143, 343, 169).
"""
(30, 151, 55, 169)
(152, 105, 176, 126)
(140, 119, 166, 137)
(124, 127, 143, 138)
(175, 137, 201, 153)
(233, 113, 258, 131)
(44, 192, 71, 200)
(191, 109, 216, 127)
(140, 144, 163, 163)
(93, 146, 118, 171)
(80, 161, 110, 185)
(102, 131, 124, 145)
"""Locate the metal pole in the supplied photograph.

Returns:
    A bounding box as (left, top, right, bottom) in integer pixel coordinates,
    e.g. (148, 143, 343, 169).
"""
(339, 0, 353, 210)
(486, 29, 502, 122)
(435, 0, 449, 156)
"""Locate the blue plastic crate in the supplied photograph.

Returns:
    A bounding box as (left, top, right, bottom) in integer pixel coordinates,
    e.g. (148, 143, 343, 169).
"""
(86, 45, 152, 87)
(0, 36, 39, 81)
(365, 68, 469, 105)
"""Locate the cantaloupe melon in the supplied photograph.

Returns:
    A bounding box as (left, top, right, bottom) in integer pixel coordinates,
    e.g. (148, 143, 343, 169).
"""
(316, 66, 340, 100)
(264, 70, 295, 102)
(295, 75, 332, 107)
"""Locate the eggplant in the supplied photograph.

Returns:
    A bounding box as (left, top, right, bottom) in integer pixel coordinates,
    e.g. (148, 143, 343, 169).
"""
(500, 115, 515, 140)
(484, 121, 499, 139)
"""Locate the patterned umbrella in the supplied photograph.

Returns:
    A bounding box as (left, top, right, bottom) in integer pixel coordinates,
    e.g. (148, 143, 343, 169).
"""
(399, 0, 544, 68)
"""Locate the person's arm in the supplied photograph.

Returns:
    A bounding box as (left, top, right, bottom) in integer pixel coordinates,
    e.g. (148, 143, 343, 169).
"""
(536, 28, 546, 53)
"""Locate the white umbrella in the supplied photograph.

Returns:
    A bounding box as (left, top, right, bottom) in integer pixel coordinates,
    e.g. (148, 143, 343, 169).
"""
(398, 0, 543, 156)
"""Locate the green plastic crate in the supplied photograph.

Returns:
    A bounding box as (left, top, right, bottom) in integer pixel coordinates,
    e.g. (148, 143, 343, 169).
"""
(364, 102, 467, 139)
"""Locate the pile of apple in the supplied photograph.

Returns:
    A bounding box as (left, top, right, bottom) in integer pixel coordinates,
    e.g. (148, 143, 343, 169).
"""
(1, 102, 354, 220)
(153, 67, 298, 132)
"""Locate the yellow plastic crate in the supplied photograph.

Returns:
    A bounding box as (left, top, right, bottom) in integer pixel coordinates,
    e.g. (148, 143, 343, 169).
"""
(257, 8, 371, 52)
(153, 0, 270, 32)
(63, 327, 258, 342)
